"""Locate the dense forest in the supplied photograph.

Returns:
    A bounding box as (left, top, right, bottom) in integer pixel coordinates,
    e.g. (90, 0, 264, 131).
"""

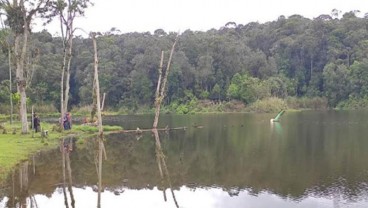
(1, 11, 368, 113)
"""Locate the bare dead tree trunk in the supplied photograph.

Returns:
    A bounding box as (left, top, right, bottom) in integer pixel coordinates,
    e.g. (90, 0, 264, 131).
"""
(63, 27, 73, 115)
(91, 32, 105, 208)
(91, 33, 103, 142)
(153, 51, 164, 129)
(153, 35, 178, 129)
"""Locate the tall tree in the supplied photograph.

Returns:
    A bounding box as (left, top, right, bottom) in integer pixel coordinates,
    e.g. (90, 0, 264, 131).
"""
(0, 0, 51, 133)
(53, 0, 91, 127)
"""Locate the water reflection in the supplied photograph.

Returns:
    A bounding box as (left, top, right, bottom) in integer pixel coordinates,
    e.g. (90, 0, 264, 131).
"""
(60, 137, 75, 208)
(1, 112, 368, 207)
(153, 129, 179, 207)
(95, 136, 107, 208)
(270, 121, 283, 137)
(2, 161, 36, 207)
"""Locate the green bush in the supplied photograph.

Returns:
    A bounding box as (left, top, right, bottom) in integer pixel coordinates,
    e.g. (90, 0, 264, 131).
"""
(176, 104, 189, 114)
(71, 105, 92, 115)
(337, 96, 368, 109)
(286, 96, 328, 110)
(33, 104, 58, 114)
(223, 100, 246, 112)
(248, 97, 287, 113)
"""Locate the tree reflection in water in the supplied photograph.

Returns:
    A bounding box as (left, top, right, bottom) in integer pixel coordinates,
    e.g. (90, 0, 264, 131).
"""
(3, 112, 368, 207)
(95, 137, 106, 208)
(153, 129, 179, 208)
(91, 134, 107, 208)
(60, 137, 75, 208)
(5, 161, 38, 207)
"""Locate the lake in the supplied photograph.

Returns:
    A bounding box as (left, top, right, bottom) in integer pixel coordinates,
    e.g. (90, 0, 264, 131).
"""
(1, 111, 368, 208)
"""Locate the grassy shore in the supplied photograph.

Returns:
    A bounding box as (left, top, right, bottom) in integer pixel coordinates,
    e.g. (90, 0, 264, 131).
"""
(0, 121, 122, 185)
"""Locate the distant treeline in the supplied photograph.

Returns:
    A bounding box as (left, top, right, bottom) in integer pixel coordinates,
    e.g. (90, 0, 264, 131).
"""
(1, 11, 368, 111)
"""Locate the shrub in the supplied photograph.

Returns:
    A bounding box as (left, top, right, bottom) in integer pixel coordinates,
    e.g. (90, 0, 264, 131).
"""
(337, 96, 368, 109)
(33, 104, 58, 114)
(248, 97, 287, 113)
(223, 100, 246, 112)
(286, 97, 328, 110)
(71, 105, 92, 115)
(176, 104, 189, 114)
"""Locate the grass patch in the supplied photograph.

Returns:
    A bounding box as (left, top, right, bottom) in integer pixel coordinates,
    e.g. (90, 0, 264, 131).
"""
(0, 121, 122, 185)
(73, 125, 123, 133)
(0, 122, 62, 184)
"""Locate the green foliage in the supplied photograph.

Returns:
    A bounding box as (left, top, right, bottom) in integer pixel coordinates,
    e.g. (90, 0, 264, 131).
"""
(349, 59, 368, 98)
(286, 96, 328, 110)
(0, 11, 367, 111)
(199, 90, 210, 99)
(32, 104, 58, 114)
(210, 84, 221, 101)
(266, 76, 288, 98)
(71, 105, 92, 115)
(0, 121, 64, 182)
(247, 97, 287, 113)
(336, 96, 368, 110)
(176, 104, 189, 114)
(322, 63, 350, 106)
(12, 92, 20, 105)
(227, 73, 270, 104)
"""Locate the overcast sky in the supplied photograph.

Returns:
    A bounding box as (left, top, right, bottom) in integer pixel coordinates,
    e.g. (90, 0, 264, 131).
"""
(38, 0, 368, 36)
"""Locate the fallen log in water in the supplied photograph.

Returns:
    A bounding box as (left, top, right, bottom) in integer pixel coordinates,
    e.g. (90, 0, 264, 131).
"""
(109, 126, 187, 134)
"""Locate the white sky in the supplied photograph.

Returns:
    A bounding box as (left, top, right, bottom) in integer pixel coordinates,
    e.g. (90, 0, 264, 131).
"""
(37, 0, 368, 36)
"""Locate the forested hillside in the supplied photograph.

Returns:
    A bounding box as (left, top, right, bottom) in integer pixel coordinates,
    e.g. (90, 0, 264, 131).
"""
(1, 11, 368, 112)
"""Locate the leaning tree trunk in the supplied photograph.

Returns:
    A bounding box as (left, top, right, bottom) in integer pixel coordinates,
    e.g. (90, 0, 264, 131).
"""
(153, 51, 164, 129)
(153, 36, 178, 129)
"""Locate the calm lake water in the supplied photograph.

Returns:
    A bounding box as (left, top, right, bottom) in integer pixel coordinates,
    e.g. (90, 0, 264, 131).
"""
(2, 111, 368, 208)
